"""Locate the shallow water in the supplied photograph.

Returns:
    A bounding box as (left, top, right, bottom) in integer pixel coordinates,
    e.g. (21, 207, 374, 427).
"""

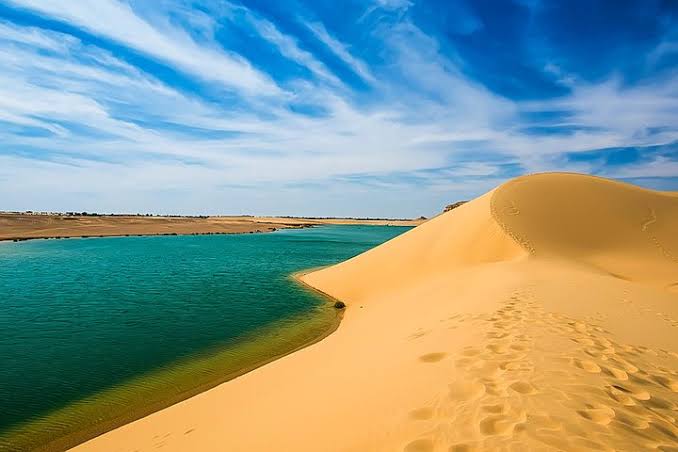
(0, 225, 409, 450)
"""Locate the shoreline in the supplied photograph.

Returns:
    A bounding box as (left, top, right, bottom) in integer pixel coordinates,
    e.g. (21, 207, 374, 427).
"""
(0, 229, 303, 244)
(0, 214, 423, 243)
(1, 276, 344, 452)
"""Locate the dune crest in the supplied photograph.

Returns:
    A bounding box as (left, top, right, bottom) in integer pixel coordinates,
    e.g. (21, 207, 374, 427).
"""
(302, 188, 526, 305)
(74, 173, 678, 452)
(305, 173, 678, 300)
(491, 173, 678, 286)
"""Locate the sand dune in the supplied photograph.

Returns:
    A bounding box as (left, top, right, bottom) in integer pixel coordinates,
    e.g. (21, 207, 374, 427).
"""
(305, 173, 678, 297)
(73, 173, 678, 451)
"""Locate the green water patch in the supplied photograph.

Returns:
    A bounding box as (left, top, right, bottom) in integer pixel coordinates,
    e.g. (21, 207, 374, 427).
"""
(0, 300, 339, 451)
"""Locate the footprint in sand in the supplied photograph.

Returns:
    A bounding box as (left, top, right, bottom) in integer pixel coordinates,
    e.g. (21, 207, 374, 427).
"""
(448, 380, 486, 402)
(606, 386, 637, 406)
(576, 403, 615, 425)
(572, 337, 596, 346)
(573, 358, 602, 373)
(509, 343, 528, 352)
(486, 331, 509, 339)
(448, 443, 478, 452)
(639, 418, 678, 444)
(509, 381, 537, 395)
(476, 361, 506, 379)
(409, 407, 434, 420)
(486, 342, 510, 354)
(528, 414, 562, 432)
(479, 415, 513, 435)
(502, 201, 520, 216)
(481, 402, 507, 414)
(651, 374, 678, 392)
(601, 364, 629, 380)
(419, 352, 447, 363)
(409, 329, 431, 340)
(610, 383, 651, 400)
(500, 361, 531, 371)
(644, 394, 676, 410)
(614, 410, 650, 429)
(568, 321, 589, 334)
(608, 356, 639, 373)
(479, 410, 525, 436)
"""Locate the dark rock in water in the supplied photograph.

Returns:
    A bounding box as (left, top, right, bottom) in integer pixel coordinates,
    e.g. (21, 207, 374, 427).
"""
(334, 301, 346, 310)
(444, 201, 467, 212)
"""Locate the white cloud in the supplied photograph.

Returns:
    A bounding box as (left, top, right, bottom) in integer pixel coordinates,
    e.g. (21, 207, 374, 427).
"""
(305, 21, 376, 84)
(243, 13, 343, 87)
(600, 156, 678, 179)
(6, 0, 281, 95)
(0, 20, 78, 52)
(375, 0, 413, 10)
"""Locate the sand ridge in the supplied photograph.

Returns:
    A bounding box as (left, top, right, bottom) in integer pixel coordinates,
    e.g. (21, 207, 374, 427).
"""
(490, 173, 678, 287)
(71, 173, 677, 452)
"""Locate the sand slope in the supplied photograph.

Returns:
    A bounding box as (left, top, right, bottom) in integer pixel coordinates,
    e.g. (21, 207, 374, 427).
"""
(305, 173, 678, 297)
(74, 173, 678, 452)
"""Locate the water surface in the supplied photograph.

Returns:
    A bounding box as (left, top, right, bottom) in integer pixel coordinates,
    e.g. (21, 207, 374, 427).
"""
(0, 225, 409, 450)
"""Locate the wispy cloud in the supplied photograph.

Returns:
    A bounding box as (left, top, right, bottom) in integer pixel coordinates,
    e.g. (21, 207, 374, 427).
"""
(6, 0, 281, 95)
(239, 11, 343, 88)
(304, 20, 376, 84)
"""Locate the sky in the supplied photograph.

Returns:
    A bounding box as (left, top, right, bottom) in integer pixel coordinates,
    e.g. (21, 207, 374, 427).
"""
(1, 0, 677, 217)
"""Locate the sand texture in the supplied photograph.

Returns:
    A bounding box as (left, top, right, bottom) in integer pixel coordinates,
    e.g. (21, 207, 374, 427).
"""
(0, 214, 422, 242)
(72, 173, 677, 451)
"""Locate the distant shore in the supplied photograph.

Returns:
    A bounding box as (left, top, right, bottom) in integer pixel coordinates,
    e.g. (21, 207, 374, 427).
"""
(0, 213, 424, 242)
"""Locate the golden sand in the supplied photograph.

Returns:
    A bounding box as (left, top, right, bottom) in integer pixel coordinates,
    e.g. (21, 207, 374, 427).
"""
(73, 173, 677, 451)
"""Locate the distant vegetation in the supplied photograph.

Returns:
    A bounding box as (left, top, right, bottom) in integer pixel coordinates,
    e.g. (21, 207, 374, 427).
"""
(443, 201, 467, 212)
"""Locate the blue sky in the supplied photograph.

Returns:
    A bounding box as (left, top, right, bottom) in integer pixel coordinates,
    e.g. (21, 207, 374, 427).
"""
(1, 0, 677, 217)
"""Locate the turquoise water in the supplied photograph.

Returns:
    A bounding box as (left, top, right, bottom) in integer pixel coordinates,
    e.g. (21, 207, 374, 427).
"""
(0, 225, 409, 450)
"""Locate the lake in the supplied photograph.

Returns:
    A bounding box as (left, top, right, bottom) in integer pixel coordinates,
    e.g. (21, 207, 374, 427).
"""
(0, 225, 410, 451)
